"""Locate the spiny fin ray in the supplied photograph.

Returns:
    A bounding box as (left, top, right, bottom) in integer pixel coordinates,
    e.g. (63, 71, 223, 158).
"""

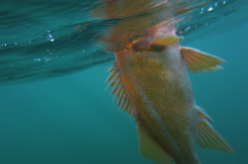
(107, 62, 134, 115)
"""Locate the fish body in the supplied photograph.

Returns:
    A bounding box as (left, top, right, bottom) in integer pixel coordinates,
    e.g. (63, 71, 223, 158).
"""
(116, 46, 198, 164)
(107, 23, 233, 164)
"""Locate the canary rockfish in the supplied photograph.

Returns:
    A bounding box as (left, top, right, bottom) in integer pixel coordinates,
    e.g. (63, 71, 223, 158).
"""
(106, 22, 233, 164)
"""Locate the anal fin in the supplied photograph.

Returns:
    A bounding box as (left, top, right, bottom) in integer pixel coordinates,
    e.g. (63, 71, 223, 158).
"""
(181, 47, 225, 73)
(138, 125, 174, 164)
(196, 109, 234, 153)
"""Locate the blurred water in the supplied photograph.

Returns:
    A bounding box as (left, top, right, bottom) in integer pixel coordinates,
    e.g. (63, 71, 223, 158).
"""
(0, 0, 247, 84)
(0, 0, 248, 164)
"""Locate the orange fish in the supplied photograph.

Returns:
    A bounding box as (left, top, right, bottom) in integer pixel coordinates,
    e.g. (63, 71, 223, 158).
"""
(106, 22, 233, 164)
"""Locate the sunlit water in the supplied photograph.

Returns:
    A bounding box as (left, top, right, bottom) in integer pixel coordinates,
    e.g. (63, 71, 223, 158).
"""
(0, 0, 248, 164)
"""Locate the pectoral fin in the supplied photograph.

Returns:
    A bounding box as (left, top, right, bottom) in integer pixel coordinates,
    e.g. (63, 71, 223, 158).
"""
(150, 36, 182, 46)
(138, 125, 174, 164)
(181, 47, 225, 73)
(196, 109, 233, 153)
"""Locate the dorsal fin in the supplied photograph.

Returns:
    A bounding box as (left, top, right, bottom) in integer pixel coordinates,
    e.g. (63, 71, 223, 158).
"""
(138, 125, 174, 164)
(196, 108, 234, 153)
(181, 47, 225, 73)
(106, 62, 134, 115)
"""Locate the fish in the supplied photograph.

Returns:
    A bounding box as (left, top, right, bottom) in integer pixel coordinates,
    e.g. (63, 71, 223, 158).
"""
(91, 0, 233, 163)
(106, 21, 233, 164)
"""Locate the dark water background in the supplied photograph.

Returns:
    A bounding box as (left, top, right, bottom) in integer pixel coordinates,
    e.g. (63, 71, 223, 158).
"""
(0, 0, 248, 164)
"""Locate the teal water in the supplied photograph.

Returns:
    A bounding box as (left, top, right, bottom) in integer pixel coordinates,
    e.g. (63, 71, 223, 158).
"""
(0, 0, 248, 164)
(1, 25, 247, 164)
